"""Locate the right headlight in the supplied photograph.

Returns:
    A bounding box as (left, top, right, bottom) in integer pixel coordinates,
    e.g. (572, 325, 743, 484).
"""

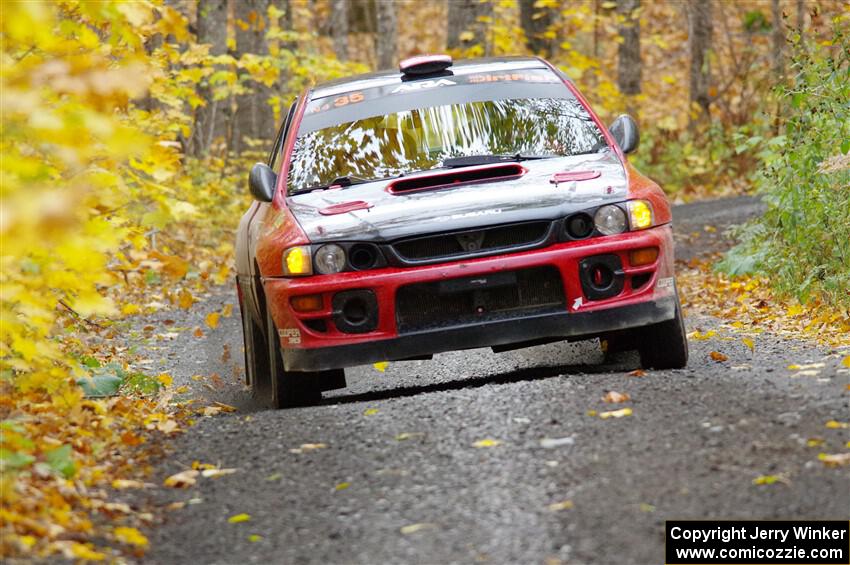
(314, 244, 346, 274)
(594, 205, 628, 235)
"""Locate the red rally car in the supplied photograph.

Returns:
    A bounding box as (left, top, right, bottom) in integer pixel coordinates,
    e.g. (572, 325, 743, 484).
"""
(236, 55, 688, 408)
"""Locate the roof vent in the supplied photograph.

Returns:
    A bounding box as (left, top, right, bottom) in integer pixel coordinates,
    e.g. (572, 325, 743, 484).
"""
(399, 54, 453, 76)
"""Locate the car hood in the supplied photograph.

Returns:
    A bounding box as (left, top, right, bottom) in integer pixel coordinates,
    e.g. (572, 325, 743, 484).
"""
(287, 152, 628, 243)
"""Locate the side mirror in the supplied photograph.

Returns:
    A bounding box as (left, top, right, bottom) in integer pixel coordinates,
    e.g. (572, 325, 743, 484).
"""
(249, 163, 277, 202)
(608, 114, 640, 154)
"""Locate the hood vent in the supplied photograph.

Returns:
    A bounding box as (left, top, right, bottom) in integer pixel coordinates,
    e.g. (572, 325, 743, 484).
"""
(387, 163, 525, 194)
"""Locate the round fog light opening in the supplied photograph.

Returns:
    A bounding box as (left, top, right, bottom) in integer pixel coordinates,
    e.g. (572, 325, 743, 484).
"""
(594, 205, 627, 236)
(343, 298, 368, 324)
(566, 213, 594, 239)
(315, 244, 346, 274)
(349, 244, 378, 270)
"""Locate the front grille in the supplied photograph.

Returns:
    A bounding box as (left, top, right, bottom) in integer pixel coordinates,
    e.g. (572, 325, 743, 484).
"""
(392, 221, 550, 262)
(396, 266, 565, 334)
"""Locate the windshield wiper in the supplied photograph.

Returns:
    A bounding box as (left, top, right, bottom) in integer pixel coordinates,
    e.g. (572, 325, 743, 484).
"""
(441, 153, 557, 168)
(292, 175, 396, 195)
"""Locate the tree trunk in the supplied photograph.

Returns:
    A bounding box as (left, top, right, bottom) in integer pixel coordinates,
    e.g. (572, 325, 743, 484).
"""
(687, 0, 713, 119)
(375, 0, 397, 70)
(330, 0, 349, 61)
(796, 0, 805, 31)
(616, 0, 641, 96)
(232, 0, 275, 154)
(771, 0, 785, 77)
(519, 0, 555, 57)
(447, 0, 492, 54)
(190, 0, 229, 157)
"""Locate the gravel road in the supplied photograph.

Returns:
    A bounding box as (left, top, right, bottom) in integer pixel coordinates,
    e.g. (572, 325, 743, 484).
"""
(136, 196, 849, 565)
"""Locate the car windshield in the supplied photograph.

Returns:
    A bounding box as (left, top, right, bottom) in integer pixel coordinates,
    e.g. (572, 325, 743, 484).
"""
(287, 97, 606, 193)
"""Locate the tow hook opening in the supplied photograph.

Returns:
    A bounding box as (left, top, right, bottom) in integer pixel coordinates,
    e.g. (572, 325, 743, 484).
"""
(579, 254, 624, 300)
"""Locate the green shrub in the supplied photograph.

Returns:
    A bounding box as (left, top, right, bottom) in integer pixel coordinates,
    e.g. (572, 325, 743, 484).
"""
(720, 23, 850, 306)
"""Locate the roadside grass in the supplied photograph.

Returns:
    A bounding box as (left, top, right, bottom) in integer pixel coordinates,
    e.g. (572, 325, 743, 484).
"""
(679, 257, 850, 350)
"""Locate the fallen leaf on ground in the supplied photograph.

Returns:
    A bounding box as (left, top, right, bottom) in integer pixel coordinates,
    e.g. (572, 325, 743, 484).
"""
(547, 500, 574, 511)
(373, 361, 389, 372)
(639, 503, 656, 512)
(806, 438, 825, 447)
(786, 304, 804, 316)
(111, 479, 151, 490)
(193, 327, 204, 338)
(248, 534, 262, 542)
(163, 469, 199, 488)
(825, 420, 849, 429)
(69, 542, 106, 561)
(539, 436, 574, 449)
(192, 461, 217, 470)
(709, 351, 728, 362)
(400, 523, 437, 535)
(603, 391, 630, 403)
(114, 527, 148, 547)
(818, 453, 850, 467)
(472, 438, 501, 448)
(201, 468, 237, 479)
(228, 513, 251, 523)
(753, 474, 789, 485)
(157, 419, 179, 434)
(178, 289, 194, 309)
(688, 330, 717, 340)
(627, 369, 646, 377)
(742, 337, 755, 352)
(222, 303, 234, 317)
(265, 473, 283, 482)
(363, 408, 379, 416)
(599, 407, 633, 419)
(842, 355, 850, 368)
(395, 432, 425, 441)
(335, 482, 350, 491)
(289, 442, 328, 454)
(205, 311, 220, 329)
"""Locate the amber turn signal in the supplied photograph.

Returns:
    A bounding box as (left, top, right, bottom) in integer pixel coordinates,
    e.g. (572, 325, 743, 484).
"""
(290, 294, 323, 312)
(629, 247, 659, 266)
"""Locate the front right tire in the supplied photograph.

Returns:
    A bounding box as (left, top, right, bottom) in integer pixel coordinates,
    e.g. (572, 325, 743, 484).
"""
(265, 308, 323, 409)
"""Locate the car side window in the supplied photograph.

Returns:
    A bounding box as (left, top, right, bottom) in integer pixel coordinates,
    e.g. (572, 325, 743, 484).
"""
(270, 100, 298, 174)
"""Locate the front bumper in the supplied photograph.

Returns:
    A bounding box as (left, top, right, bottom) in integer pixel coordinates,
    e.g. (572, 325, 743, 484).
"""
(285, 295, 676, 371)
(264, 225, 677, 371)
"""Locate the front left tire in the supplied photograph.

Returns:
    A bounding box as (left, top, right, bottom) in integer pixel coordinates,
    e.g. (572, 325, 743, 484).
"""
(637, 291, 689, 369)
(239, 293, 270, 395)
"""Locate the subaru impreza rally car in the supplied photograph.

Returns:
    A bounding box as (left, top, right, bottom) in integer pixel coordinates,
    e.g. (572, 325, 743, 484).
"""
(236, 55, 688, 408)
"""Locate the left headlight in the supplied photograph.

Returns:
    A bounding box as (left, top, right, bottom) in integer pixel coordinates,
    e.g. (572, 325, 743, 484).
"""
(282, 246, 313, 276)
(627, 200, 654, 230)
(315, 244, 346, 274)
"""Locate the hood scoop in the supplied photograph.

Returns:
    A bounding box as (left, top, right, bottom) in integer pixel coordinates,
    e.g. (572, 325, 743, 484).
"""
(387, 163, 525, 194)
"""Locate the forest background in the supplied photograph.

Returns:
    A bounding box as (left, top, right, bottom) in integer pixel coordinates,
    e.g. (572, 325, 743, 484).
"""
(1, 0, 848, 560)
